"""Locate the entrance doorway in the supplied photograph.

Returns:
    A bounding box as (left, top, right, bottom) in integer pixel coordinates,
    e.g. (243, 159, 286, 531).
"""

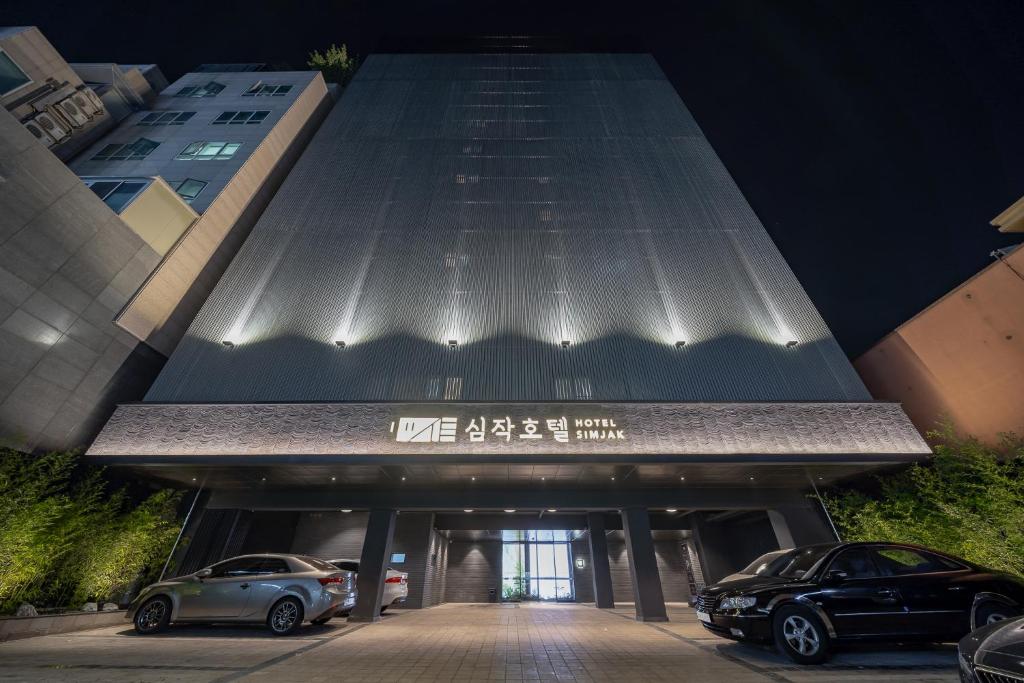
(501, 530, 575, 601)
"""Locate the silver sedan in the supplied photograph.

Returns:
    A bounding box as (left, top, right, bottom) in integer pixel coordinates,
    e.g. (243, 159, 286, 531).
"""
(128, 554, 356, 635)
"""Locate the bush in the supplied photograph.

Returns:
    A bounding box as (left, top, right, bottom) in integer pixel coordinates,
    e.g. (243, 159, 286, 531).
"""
(307, 43, 359, 86)
(0, 448, 182, 612)
(822, 429, 1024, 575)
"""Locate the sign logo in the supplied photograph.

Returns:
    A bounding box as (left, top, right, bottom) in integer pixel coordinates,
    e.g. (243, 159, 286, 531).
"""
(389, 415, 626, 444)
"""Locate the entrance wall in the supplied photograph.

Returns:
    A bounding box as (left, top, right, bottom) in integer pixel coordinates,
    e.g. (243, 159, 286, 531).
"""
(445, 541, 501, 602)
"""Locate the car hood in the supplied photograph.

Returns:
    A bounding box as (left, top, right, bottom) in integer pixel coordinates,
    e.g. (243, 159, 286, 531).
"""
(974, 617, 1024, 674)
(701, 574, 808, 596)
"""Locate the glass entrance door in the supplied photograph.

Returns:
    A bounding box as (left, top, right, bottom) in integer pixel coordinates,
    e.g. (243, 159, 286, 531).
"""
(501, 530, 575, 602)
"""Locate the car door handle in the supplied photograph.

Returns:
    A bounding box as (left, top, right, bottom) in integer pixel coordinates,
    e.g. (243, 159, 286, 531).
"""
(240, 583, 250, 589)
(875, 588, 898, 601)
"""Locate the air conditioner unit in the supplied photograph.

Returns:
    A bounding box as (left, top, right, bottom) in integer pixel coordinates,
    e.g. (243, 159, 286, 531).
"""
(30, 83, 77, 113)
(71, 91, 98, 117)
(32, 112, 70, 142)
(56, 98, 89, 127)
(82, 88, 105, 114)
(23, 120, 57, 147)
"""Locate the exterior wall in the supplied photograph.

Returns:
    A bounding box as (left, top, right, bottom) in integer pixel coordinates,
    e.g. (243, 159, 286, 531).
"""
(0, 108, 165, 451)
(445, 540, 501, 603)
(855, 246, 1024, 444)
(109, 72, 333, 355)
(118, 178, 198, 255)
(0, 27, 114, 161)
(290, 510, 367, 558)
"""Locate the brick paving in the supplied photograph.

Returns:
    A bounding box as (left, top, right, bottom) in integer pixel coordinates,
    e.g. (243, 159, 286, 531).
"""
(0, 603, 957, 682)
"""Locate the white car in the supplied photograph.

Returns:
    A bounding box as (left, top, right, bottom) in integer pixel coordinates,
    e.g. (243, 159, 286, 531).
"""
(128, 554, 356, 635)
(328, 559, 408, 612)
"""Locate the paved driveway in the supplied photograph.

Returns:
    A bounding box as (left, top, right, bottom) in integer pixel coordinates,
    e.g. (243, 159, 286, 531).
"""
(0, 603, 957, 682)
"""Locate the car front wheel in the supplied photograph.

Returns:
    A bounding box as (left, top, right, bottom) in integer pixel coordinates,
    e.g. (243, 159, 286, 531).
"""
(134, 596, 171, 634)
(267, 597, 304, 636)
(773, 605, 830, 665)
(974, 601, 1017, 629)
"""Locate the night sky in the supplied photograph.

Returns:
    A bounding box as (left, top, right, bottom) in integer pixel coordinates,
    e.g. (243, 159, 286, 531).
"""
(7, 0, 1022, 357)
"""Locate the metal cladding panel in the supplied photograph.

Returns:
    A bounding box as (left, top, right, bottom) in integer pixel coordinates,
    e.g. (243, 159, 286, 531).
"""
(146, 53, 870, 403)
(88, 402, 930, 459)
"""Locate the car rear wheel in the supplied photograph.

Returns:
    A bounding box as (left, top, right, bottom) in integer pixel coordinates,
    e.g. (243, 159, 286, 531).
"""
(267, 597, 304, 636)
(773, 605, 830, 665)
(134, 596, 171, 634)
(974, 601, 1017, 629)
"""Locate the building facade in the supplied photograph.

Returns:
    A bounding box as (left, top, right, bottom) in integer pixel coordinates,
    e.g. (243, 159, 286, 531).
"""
(855, 205, 1023, 445)
(0, 26, 334, 452)
(88, 49, 929, 620)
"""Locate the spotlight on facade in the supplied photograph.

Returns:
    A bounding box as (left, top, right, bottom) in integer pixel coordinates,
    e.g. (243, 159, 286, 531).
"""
(560, 339, 571, 348)
(675, 340, 686, 348)
(447, 339, 458, 348)
(221, 339, 235, 348)
(785, 339, 798, 348)
(334, 340, 346, 348)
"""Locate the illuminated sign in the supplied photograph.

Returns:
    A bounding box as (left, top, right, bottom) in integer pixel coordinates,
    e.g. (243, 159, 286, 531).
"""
(389, 415, 627, 444)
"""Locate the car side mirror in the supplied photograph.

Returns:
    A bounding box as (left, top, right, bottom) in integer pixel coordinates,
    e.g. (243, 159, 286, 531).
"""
(195, 568, 213, 581)
(825, 570, 848, 585)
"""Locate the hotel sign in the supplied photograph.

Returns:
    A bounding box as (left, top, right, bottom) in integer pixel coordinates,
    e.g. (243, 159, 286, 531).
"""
(390, 415, 627, 444)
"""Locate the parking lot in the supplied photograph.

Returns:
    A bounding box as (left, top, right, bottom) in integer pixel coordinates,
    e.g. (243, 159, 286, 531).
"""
(0, 603, 957, 682)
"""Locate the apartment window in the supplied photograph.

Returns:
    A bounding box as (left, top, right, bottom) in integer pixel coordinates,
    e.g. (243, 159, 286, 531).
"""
(0, 49, 31, 96)
(175, 81, 225, 98)
(212, 110, 270, 125)
(176, 141, 242, 160)
(83, 179, 148, 213)
(138, 111, 196, 126)
(91, 138, 160, 161)
(242, 82, 292, 97)
(169, 178, 208, 202)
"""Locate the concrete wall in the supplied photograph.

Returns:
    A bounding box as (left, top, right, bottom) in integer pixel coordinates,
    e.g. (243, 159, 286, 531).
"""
(0, 108, 166, 451)
(855, 246, 1024, 445)
(445, 540, 501, 603)
(118, 178, 197, 255)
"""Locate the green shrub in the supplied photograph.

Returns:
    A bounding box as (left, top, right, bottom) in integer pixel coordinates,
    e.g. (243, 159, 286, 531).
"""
(0, 448, 182, 612)
(307, 43, 360, 86)
(822, 429, 1024, 575)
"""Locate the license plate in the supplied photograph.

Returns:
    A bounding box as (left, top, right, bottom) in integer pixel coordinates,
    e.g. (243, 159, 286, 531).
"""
(696, 611, 711, 623)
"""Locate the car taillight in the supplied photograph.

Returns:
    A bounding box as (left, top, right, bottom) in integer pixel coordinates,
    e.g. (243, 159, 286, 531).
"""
(385, 576, 402, 584)
(319, 576, 344, 586)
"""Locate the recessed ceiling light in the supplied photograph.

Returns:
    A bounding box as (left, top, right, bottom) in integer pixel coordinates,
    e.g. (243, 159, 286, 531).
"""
(464, 509, 474, 513)
(191, 477, 196, 481)
(749, 475, 755, 480)
(680, 476, 685, 481)
(330, 476, 336, 481)
(401, 476, 406, 481)
(341, 509, 352, 513)
(610, 476, 616, 481)
(261, 477, 266, 482)
(504, 509, 516, 513)
(471, 476, 476, 481)
(547, 509, 557, 512)
(666, 509, 678, 513)
(541, 476, 546, 481)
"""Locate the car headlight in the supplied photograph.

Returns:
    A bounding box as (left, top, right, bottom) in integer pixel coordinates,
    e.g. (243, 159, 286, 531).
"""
(719, 596, 757, 610)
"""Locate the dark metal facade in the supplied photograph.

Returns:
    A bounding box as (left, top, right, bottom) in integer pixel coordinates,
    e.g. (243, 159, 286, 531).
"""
(144, 53, 870, 404)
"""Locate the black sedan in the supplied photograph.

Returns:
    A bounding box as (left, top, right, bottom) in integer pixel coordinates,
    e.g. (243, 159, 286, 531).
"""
(958, 615, 1024, 682)
(694, 542, 1024, 664)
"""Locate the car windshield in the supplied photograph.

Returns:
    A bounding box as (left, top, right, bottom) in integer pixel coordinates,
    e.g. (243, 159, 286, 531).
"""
(739, 545, 835, 579)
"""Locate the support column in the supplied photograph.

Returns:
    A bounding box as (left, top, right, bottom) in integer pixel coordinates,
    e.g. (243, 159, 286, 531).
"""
(621, 507, 668, 622)
(586, 512, 615, 609)
(349, 508, 397, 622)
(688, 513, 735, 585)
(767, 505, 837, 549)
